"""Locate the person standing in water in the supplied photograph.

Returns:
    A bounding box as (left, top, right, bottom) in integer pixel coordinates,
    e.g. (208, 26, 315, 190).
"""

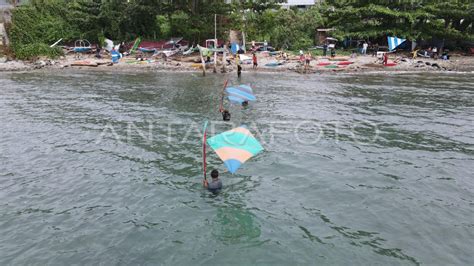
(203, 169, 222, 193)
(236, 54, 242, 78)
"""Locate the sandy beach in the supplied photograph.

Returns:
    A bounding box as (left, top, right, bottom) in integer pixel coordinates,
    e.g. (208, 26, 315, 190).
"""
(1, 51, 473, 74)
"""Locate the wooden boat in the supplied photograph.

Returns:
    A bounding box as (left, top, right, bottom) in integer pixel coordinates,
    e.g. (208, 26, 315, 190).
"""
(317, 62, 331, 66)
(337, 61, 354, 66)
(73, 39, 92, 53)
(138, 47, 156, 53)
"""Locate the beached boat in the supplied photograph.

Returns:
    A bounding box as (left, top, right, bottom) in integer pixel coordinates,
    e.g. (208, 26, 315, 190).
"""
(337, 61, 354, 65)
(138, 47, 156, 53)
(157, 49, 179, 57)
(265, 61, 284, 67)
(317, 62, 331, 66)
(73, 39, 92, 53)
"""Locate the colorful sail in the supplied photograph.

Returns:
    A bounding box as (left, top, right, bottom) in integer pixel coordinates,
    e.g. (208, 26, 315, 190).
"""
(388, 36, 406, 51)
(226, 85, 256, 104)
(207, 126, 263, 174)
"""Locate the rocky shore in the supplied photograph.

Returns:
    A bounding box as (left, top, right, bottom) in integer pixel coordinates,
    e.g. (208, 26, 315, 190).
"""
(1, 52, 473, 74)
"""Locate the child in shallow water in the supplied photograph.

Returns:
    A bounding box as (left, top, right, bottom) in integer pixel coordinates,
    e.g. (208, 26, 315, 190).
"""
(203, 169, 223, 193)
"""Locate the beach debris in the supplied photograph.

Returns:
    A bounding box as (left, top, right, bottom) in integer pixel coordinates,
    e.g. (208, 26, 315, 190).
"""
(71, 60, 98, 67)
(50, 38, 62, 48)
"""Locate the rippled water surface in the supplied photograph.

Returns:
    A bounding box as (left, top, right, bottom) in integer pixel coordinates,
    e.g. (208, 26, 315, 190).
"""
(0, 70, 473, 265)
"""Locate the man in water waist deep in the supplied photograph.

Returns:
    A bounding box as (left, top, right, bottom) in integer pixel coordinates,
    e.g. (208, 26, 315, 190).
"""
(203, 169, 222, 193)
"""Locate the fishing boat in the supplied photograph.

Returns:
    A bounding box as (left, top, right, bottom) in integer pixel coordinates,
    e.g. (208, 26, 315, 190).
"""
(317, 62, 331, 66)
(138, 47, 156, 53)
(337, 61, 354, 66)
(73, 39, 92, 53)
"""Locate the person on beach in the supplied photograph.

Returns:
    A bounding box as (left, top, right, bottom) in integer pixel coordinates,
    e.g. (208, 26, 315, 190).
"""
(252, 53, 258, 69)
(372, 43, 379, 57)
(351, 49, 357, 58)
(383, 52, 388, 65)
(264, 40, 268, 51)
(362, 42, 368, 55)
(305, 52, 311, 70)
(119, 42, 126, 54)
(95, 46, 102, 59)
(299, 50, 305, 65)
(432, 46, 438, 59)
(330, 48, 336, 58)
(203, 169, 222, 193)
(323, 43, 328, 56)
(111, 48, 120, 63)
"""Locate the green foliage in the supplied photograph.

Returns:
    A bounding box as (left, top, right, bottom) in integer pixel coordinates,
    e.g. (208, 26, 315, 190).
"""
(8, 0, 76, 59)
(13, 43, 63, 60)
(324, 0, 473, 43)
(230, 6, 324, 50)
(9, 0, 78, 46)
(156, 15, 171, 39)
(6, 0, 474, 60)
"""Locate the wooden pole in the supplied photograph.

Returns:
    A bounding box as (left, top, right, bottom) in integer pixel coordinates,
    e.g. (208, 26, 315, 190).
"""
(242, 31, 246, 53)
(219, 79, 229, 112)
(213, 14, 217, 73)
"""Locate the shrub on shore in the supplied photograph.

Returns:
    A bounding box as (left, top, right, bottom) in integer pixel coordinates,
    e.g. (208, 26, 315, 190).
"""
(13, 43, 63, 60)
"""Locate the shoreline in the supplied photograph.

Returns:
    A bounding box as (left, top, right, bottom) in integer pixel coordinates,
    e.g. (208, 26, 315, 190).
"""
(1, 53, 473, 74)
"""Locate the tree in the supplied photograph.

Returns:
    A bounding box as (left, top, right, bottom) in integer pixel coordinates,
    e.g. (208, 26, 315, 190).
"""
(323, 0, 473, 44)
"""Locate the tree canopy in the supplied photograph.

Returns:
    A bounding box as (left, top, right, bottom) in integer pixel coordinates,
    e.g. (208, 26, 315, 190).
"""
(6, 0, 474, 59)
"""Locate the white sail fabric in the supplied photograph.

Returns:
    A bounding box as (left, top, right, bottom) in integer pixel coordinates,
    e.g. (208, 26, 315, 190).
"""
(388, 36, 406, 51)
